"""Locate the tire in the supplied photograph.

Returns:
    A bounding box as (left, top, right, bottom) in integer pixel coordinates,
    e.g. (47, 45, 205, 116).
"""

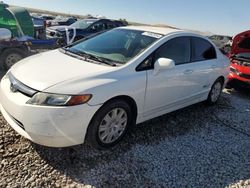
(86, 99, 132, 149)
(0, 48, 27, 70)
(206, 78, 223, 105)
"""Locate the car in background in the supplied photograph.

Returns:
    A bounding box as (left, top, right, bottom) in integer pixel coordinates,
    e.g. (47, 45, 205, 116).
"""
(227, 30, 250, 89)
(46, 18, 127, 46)
(40, 15, 55, 27)
(209, 35, 232, 53)
(40, 15, 55, 21)
(0, 26, 229, 149)
(49, 17, 77, 26)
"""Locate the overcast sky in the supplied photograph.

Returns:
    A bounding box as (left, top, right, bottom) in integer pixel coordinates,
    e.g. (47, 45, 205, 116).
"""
(4, 0, 250, 36)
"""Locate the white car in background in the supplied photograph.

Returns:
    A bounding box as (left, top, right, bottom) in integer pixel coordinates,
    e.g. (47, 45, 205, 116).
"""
(0, 26, 229, 149)
(209, 35, 232, 49)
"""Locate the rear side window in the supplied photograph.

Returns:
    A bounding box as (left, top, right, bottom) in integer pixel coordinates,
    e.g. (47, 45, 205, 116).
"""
(192, 37, 216, 61)
(238, 38, 250, 49)
(154, 37, 191, 65)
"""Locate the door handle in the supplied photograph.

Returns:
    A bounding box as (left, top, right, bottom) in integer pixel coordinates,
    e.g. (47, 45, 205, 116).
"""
(183, 69, 193, 74)
(211, 65, 217, 69)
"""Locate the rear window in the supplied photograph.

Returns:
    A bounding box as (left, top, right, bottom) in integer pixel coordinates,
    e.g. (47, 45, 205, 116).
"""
(192, 37, 216, 61)
(238, 38, 250, 49)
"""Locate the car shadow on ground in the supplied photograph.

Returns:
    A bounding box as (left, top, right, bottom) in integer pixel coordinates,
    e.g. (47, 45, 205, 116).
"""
(32, 93, 250, 187)
(225, 87, 250, 99)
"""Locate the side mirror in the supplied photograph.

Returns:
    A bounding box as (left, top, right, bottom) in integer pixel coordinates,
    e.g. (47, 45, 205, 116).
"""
(0, 28, 12, 41)
(154, 58, 175, 75)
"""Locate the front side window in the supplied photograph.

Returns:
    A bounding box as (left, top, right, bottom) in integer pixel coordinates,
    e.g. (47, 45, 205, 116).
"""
(192, 37, 216, 61)
(154, 37, 191, 65)
(67, 29, 160, 64)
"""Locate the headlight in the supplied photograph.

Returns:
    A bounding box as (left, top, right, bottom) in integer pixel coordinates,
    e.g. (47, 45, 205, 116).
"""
(27, 92, 92, 106)
(230, 66, 240, 75)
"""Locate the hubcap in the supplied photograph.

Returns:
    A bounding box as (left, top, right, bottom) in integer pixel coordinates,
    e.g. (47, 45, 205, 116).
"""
(98, 108, 128, 144)
(5, 53, 22, 68)
(211, 82, 222, 102)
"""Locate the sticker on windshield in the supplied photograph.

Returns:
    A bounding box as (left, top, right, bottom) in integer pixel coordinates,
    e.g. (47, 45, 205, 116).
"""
(142, 32, 163, 39)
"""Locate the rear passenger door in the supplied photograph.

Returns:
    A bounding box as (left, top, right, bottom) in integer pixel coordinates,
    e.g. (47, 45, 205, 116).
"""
(190, 37, 218, 94)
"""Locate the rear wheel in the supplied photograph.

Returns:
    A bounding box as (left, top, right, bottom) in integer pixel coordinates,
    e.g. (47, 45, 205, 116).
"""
(207, 79, 223, 105)
(0, 48, 26, 70)
(86, 99, 132, 149)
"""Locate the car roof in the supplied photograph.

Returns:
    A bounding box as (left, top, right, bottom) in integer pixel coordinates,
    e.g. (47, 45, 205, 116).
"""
(83, 19, 100, 22)
(120, 25, 183, 35)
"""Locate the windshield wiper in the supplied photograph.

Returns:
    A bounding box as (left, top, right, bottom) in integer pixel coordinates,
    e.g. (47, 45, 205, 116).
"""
(61, 47, 87, 61)
(62, 48, 119, 66)
(73, 50, 118, 66)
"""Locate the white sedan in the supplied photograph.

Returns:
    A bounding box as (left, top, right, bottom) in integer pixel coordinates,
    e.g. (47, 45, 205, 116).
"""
(0, 26, 229, 149)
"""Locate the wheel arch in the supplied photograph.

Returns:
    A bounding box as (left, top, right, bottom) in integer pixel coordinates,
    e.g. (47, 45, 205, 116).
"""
(88, 95, 138, 127)
(1, 45, 28, 54)
(216, 76, 225, 85)
(99, 95, 138, 124)
(85, 95, 138, 144)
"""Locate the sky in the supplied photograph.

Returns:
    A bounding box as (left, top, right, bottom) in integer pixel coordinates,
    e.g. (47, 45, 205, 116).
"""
(3, 0, 250, 36)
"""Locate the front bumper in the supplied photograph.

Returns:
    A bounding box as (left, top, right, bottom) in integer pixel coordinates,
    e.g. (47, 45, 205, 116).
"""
(0, 75, 101, 147)
(228, 72, 250, 84)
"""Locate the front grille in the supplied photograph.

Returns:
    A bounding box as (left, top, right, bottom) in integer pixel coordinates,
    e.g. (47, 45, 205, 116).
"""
(8, 73, 38, 97)
(239, 73, 250, 79)
(233, 58, 250, 67)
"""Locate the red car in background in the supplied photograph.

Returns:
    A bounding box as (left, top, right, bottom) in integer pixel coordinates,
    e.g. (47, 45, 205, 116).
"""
(227, 30, 250, 89)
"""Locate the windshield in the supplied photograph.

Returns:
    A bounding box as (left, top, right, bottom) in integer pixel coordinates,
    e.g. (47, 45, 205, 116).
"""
(67, 29, 162, 64)
(70, 20, 95, 29)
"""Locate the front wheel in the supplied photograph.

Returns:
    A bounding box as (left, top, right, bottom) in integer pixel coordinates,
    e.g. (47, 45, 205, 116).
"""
(206, 79, 223, 105)
(86, 99, 132, 149)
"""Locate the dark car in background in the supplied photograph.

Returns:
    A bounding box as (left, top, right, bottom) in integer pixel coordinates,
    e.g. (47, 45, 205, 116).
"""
(227, 30, 250, 89)
(46, 18, 127, 46)
(49, 17, 77, 27)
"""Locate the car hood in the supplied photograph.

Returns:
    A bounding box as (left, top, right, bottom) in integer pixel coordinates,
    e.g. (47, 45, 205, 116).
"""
(10, 49, 114, 92)
(231, 30, 250, 55)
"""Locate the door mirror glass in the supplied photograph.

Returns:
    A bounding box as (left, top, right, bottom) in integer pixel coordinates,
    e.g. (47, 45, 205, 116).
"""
(0, 28, 12, 41)
(154, 58, 175, 75)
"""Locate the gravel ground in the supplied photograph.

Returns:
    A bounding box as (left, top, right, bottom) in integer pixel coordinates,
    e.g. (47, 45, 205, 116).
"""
(0, 85, 249, 187)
